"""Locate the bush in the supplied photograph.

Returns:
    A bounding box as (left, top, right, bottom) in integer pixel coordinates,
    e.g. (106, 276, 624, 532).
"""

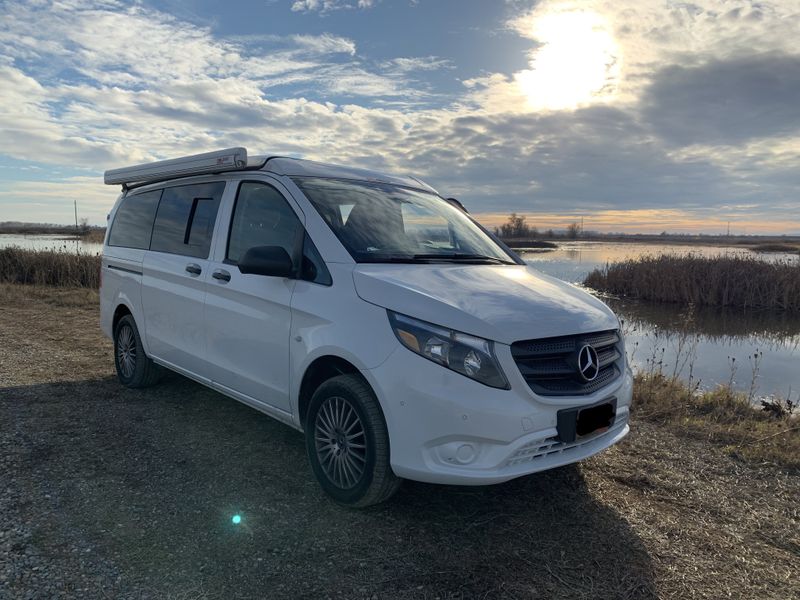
(585, 254, 800, 311)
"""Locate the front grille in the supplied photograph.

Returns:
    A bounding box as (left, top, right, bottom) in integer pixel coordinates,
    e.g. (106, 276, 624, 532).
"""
(511, 329, 623, 396)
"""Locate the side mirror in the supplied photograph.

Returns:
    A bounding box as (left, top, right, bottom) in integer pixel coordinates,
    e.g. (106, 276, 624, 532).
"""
(238, 246, 294, 278)
(446, 197, 469, 213)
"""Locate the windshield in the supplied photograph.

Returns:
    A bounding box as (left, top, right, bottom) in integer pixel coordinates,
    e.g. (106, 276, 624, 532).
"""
(293, 177, 515, 264)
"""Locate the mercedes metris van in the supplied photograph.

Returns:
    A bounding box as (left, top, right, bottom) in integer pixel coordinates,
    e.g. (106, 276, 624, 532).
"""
(100, 148, 632, 507)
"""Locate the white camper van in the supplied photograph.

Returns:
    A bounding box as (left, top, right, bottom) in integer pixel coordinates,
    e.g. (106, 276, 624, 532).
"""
(100, 148, 632, 507)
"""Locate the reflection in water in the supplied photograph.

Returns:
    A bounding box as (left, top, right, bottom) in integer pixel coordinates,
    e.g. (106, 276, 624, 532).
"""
(609, 298, 800, 343)
(524, 242, 800, 401)
(611, 299, 800, 401)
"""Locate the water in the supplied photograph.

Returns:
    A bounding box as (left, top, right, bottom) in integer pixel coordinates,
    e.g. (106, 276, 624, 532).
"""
(522, 242, 800, 401)
(522, 240, 798, 284)
(0, 233, 103, 255)
(2, 234, 797, 400)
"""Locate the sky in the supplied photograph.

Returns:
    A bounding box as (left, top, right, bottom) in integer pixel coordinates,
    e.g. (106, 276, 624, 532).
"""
(0, 0, 799, 234)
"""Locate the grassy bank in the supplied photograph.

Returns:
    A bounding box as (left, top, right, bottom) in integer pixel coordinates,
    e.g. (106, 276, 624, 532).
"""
(749, 242, 800, 253)
(0, 247, 101, 288)
(633, 372, 798, 471)
(501, 239, 558, 249)
(585, 254, 800, 311)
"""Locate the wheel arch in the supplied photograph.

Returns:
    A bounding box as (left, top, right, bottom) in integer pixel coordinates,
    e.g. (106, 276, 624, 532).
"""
(112, 303, 133, 332)
(297, 355, 366, 430)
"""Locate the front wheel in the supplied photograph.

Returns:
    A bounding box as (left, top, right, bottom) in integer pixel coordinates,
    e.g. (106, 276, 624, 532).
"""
(305, 374, 401, 507)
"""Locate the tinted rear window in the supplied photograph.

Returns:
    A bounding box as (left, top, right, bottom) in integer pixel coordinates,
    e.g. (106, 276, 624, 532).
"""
(150, 182, 225, 258)
(108, 190, 162, 249)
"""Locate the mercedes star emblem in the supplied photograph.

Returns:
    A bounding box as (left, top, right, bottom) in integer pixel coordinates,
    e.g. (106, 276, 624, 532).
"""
(577, 344, 600, 382)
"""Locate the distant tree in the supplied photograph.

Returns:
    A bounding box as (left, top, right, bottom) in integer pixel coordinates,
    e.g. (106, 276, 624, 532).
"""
(545, 228, 555, 238)
(566, 222, 581, 239)
(499, 213, 533, 239)
(79, 217, 90, 233)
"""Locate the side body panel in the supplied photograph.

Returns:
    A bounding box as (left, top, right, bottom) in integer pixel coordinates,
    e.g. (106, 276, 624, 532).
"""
(100, 193, 148, 347)
(203, 175, 301, 414)
(140, 250, 211, 373)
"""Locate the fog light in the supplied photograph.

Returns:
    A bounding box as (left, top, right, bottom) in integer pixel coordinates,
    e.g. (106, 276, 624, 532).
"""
(456, 443, 476, 464)
(231, 514, 242, 525)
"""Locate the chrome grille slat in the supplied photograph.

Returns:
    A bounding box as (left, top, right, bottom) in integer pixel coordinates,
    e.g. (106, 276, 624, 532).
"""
(511, 329, 624, 397)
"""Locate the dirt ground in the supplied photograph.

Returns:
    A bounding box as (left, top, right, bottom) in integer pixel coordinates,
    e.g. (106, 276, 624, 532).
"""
(1, 284, 797, 599)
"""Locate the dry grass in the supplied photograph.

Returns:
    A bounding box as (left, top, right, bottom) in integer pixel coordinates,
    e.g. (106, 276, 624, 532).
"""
(1, 282, 799, 599)
(633, 372, 799, 471)
(585, 254, 800, 311)
(78, 228, 106, 244)
(0, 247, 101, 288)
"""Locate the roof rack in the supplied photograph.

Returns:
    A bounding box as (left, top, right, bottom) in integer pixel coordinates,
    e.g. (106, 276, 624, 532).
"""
(104, 147, 248, 187)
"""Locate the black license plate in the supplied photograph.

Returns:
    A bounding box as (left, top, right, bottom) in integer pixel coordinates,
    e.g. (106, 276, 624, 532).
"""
(557, 399, 616, 443)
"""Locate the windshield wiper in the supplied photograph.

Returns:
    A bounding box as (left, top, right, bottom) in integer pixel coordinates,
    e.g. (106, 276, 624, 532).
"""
(412, 253, 517, 265)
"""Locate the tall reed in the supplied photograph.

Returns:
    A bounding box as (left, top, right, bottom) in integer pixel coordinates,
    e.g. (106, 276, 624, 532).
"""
(0, 247, 101, 288)
(585, 254, 800, 312)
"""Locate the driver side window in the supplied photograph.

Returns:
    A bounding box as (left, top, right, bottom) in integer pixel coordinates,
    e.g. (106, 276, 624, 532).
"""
(227, 182, 302, 264)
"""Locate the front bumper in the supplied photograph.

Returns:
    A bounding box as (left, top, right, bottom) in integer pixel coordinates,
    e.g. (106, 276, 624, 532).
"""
(364, 345, 633, 485)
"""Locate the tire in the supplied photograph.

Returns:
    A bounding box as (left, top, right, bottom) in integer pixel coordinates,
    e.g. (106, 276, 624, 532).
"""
(113, 314, 162, 388)
(305, 374, 402, 507)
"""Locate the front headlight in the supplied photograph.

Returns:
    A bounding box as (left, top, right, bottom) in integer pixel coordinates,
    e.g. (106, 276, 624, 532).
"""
(387, 311, 509, 389)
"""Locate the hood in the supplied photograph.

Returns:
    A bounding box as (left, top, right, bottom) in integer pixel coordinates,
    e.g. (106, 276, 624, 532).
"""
(352, 263, 619, 345)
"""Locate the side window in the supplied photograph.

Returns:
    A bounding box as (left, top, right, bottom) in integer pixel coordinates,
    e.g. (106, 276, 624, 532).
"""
(226, 182, 302, 264)
(150, 182, 225, 258)
(301, 233, 332, 286)
(108, 189, 162, 249)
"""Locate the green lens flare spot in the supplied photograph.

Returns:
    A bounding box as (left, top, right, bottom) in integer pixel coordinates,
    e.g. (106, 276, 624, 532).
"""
(231, 514, 242, 525)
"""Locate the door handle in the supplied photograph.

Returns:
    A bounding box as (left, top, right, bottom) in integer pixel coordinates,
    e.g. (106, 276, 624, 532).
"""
(185, 263, 202, 276)
(212, 269, 231, 283)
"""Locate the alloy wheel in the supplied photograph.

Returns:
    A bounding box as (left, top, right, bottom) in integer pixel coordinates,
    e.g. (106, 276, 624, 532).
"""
(117, 324, 137, 379)
(314, 396, 367, 489)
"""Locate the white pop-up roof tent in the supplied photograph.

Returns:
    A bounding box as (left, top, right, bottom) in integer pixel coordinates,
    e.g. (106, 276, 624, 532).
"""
(103, 147, 249, 187)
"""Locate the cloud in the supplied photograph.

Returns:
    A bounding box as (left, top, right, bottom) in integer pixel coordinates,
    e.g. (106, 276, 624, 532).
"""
(642, 53, 800, 146)
(0, 176, 111, 225)
(290, 33, 357, 55)
(1, 0, 799, 233)
(0, 0, 440, 168)
(379, 57, 454, 72)
(291, 0, 375, 13)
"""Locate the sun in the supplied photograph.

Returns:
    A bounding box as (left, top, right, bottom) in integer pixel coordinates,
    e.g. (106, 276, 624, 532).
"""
(517, 10, 621, 111)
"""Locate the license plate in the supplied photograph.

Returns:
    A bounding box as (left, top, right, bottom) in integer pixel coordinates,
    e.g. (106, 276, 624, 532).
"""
(557, 399, 616, 443)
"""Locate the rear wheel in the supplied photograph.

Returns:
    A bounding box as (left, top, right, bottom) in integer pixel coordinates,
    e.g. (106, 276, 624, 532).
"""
(114, 314, 162, 388)
(305, 374, 401, 507)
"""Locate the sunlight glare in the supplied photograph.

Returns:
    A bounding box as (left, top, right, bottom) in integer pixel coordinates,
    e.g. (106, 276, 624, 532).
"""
(518, 10, 620, 111)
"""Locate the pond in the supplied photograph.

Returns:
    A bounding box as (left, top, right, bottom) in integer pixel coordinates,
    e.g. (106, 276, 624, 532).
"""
(522, 243, 800, 402)
(521, 240, 798, 284)
(0, 233, 103, 255)
(2, 234, 797, 401)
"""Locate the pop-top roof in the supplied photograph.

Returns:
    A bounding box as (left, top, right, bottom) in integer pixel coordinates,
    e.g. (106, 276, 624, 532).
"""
(103, 147, 436, 193)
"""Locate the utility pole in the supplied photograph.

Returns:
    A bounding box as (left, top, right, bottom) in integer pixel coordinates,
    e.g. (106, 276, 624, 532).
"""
(727, 221, 731, 237)
(74, 200, 79, 231)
